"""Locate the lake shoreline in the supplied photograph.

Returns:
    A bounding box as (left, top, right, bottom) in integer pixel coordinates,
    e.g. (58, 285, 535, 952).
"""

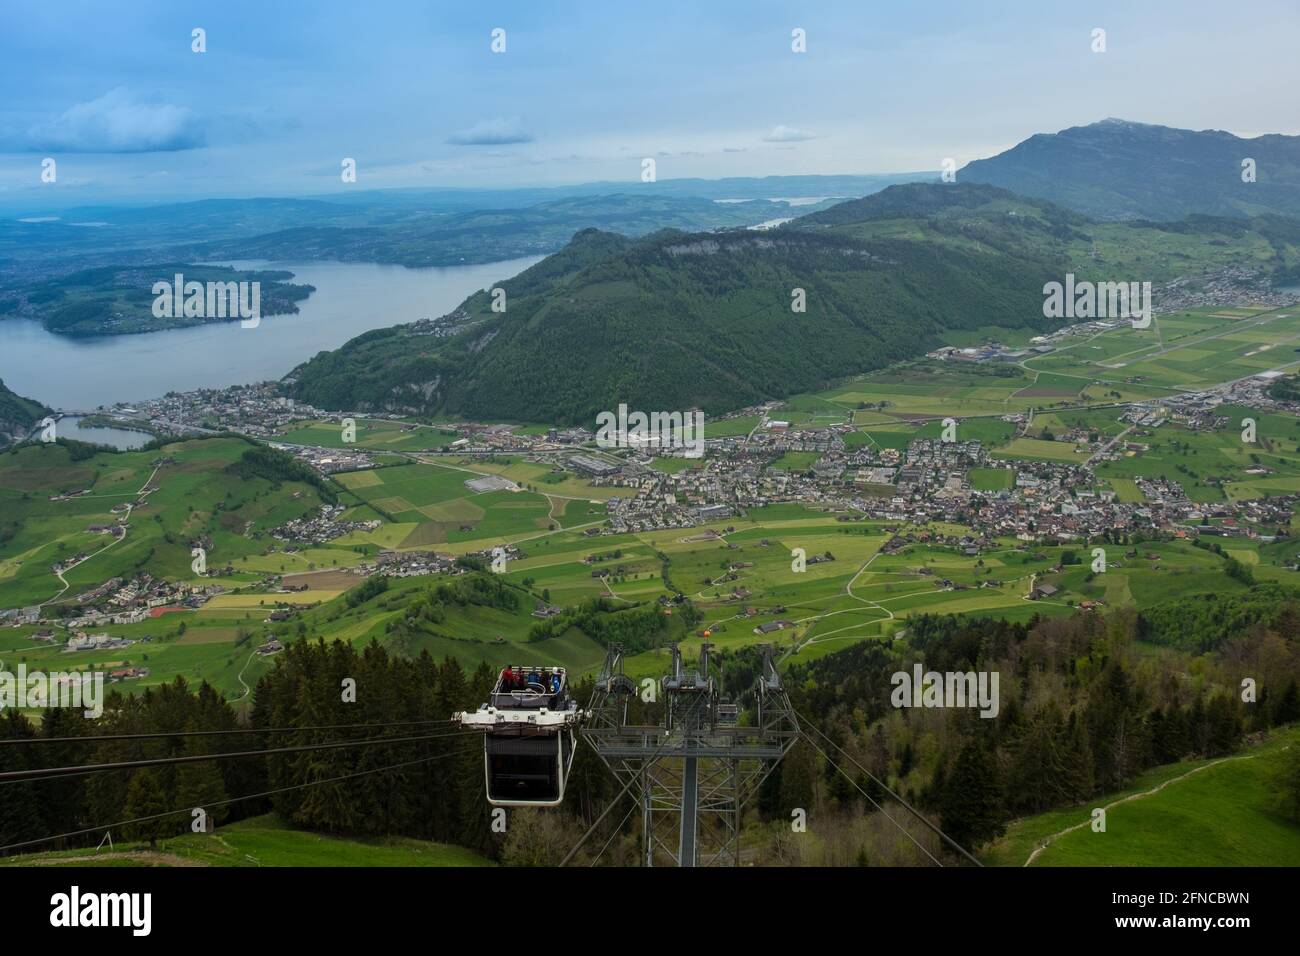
(0, 255, 543, 411)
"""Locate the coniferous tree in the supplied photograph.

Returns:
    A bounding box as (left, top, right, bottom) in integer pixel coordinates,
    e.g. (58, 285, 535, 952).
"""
(36, 706, 91, 841)
(938, 735, 1006, 849)
(1062, 710, 1095, 801)
(124, 769, 172, 849)
(176, 730, 229, 831)
(0, 711, 43, 851)
(1273, 678, 1300, 727)
(1205, 694, 1243, 756)
(1007, 705, 1072, 813)
(777, 738, 816, 822)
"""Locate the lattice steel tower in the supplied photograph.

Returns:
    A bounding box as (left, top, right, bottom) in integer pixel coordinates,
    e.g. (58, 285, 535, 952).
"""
(583, 642, 799, 866)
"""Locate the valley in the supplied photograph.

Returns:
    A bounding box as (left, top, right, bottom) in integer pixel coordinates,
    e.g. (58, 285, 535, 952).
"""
(8, 296, 1300, 709)
(5, 116, 1300, 877)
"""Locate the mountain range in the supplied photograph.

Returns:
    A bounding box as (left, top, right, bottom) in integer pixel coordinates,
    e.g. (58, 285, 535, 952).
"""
(961, 118, 1300, 220)
(11, 118, 1300, 420)
(287, 179, 1300, 424)
(289, 191, 1055, 423)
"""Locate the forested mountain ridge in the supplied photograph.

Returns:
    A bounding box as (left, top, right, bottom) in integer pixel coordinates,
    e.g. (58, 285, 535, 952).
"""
(287, 181, 1300, 425)
(792, 180, 1300, 306)
(287, 185, 1064, 424)
(791, 180, 1300, 282)
(960, 118, 1300, 221)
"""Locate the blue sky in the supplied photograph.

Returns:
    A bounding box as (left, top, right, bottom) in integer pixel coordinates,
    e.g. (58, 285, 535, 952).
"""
(2, 0, 1297, 205)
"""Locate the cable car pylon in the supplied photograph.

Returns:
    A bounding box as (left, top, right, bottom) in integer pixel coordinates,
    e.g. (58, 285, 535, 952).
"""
(582, 642, 799, 866)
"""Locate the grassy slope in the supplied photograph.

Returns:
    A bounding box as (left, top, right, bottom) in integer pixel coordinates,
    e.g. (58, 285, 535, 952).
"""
(2, 814, 490, 867)
(983, 725, 1300, 866)
(0, 437, 345, 608)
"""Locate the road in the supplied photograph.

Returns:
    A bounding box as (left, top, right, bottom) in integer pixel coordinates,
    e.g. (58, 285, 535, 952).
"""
(37, 463, 163, 609)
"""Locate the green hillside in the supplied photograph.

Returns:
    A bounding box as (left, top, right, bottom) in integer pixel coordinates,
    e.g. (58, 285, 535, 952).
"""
(2, 814, 492, 867)
(5, 263, 315, 336)
(0, 436, 338, 609)
(288, 181, 1300, 426)
(288, 186, 1065, 423)
(793, 181, 1300, 285)
(983, 726, 1300, 866)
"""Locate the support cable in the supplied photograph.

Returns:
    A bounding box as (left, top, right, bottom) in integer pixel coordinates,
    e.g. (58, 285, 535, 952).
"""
(797, 727, 944, 867)
(0, 745, 475, 855)
(0, 728, 479, 786)
(560, 732, 672, 867)
(0, 717, 456, 747)
(588, 799, 638, 867)
(795, 706, 983, 866)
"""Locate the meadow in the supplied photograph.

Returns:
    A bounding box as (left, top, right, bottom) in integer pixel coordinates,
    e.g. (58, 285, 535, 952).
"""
(982, 725, 1300, 867)
(0, 437, 344, 609)
(3, 443, 1277, 710)
(0, 813, 491, 867)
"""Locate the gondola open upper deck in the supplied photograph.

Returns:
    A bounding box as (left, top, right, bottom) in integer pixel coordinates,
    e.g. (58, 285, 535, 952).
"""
(455, 665, 581, 734)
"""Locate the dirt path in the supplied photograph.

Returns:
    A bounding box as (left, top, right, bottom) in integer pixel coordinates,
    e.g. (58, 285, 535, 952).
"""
(783, 550, 893, 658)
(600, 576, 634, 603)
(233, 648, 260, 703)
(28, 849, 207, 867)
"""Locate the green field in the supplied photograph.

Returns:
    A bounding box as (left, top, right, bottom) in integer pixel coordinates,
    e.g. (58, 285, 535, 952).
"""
(1027, 306, 1300, 393)
(0, 437, 353, 609)
(969, 467, 1014, 491)
(2, 429, 1287, 709)
(6, 302, 1300, 709)
(2, 814, 491, 867)
(983, 726, 1300, 866)
(758, 307, 1300, 509)
(994, 437, 1089, 464)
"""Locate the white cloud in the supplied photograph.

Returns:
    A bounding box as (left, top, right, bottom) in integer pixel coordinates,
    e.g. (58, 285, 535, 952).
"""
(24, 88, 206, 153)
(447, 117, 535, 146)
(762, 125, 817, 143)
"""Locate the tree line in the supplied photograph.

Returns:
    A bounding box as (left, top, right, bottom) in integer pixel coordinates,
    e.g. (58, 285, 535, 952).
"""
(760, 595, 1300, 859)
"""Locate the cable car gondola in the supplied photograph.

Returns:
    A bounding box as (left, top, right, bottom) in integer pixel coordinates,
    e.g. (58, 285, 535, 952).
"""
(453, 665, 581, 807)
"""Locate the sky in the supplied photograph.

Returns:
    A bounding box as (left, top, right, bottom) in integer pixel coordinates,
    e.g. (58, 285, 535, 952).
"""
(1, 0, 1297, 206)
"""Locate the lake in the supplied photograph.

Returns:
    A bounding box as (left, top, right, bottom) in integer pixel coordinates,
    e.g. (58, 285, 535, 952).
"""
(0, 256, 543, 410)
(55, 416, 152, 450)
